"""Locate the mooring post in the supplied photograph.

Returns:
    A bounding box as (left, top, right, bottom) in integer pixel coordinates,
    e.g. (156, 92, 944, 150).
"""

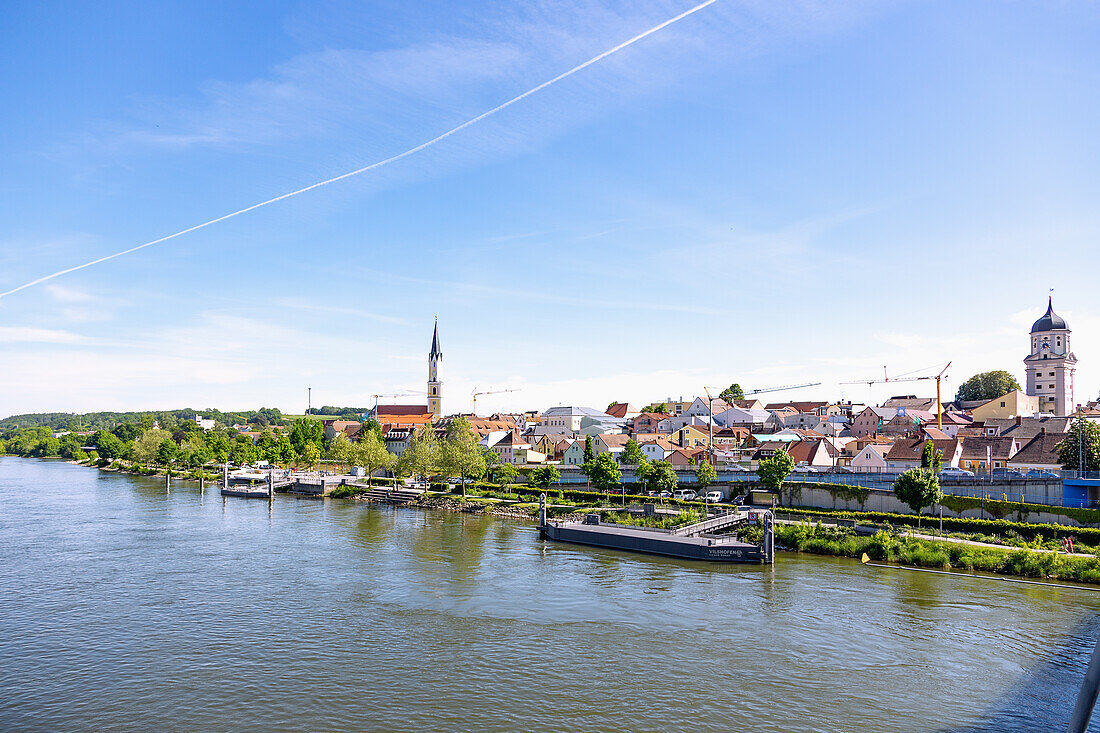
(268, 468, 274, 499)
(165, 471, 170, 492)
(763, 510, 775, 564)
(199, 475, 205, 493)
(222, 462, 228, 491)
(539, 493, 547, 529)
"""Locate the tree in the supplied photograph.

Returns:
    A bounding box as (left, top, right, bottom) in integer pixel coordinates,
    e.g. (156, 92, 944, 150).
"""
(719, 383, 745, 402)
(288, 418, 324, 455)
(757, 448, 795, 503)
(156, 438, 178, 466)
(620, 439, 648, 467)
(301, 442, 322, 469)
(695, 460, 717, 489)
(1057, 418, 1100, 472)
(92, 431, 126, 460)
(642, 403, 669, 414)
(361, 417, 384, 442)
(353, 431, 396, 485)
(399, 425, 440, 483)
(893, 468, 942, 526)
(440, 418, 486, 496)
(584, 453, 622, 495)
(131, 428, 172, 464)
(532, 465, 561, 489)
(480, 445, 502, 481)
(494, 462, 519, 485)
(920, 441, 942, 472)
(583, 434, 594, 463)
(326, 434, 356, 467)
(644, 460, 678, 495)
(955, 371, 1022, 402)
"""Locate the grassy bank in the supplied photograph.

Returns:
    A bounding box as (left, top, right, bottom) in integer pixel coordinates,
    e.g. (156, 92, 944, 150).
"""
(745, 522, 1100, 584)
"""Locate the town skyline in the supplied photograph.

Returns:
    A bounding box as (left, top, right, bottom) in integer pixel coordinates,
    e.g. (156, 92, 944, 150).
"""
(2, 1, 1099, 416)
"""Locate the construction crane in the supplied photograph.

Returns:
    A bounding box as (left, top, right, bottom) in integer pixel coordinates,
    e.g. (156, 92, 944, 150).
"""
(370, 390, 425, 416)
(841, 362, 952, 431)
(471, 387, 517, 415)
(744, 381, 822, 396)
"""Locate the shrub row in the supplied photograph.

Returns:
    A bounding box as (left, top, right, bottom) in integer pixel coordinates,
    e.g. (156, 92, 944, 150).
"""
(775, 524, 1100, 584)
(779, 506, 1100, 545)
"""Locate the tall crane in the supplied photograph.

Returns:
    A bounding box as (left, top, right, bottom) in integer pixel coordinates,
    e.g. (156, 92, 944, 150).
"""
(471, 387, 517, 415)
(370, 390, 425, 417)
(744, 381, 822, 396)
(841, 362, 952, 431)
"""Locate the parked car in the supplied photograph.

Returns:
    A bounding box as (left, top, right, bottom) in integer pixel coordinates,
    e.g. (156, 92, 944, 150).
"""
(731, 494, 746, 506)
(672, 489, 697, 501)
(1027, 469, 1059, 478)
(991, 468, 1026, 479)
(657, 491, 672, 499)
(939, 467, 975, 478)
(704, 491, 723, 503)
(792, 463, 813, 473)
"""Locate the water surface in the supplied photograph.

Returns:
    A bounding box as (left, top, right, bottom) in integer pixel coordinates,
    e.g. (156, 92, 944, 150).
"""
(1, 457, 1097, 732)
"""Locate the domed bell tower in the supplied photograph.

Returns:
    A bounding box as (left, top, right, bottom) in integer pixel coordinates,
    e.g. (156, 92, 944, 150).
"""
(1024, 297, 1076, 416)
(428, 319, 442, 420)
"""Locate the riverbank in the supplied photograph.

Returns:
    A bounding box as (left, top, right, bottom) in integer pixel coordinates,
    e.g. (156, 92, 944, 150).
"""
(43, 457, 1100, 585)
(757, 522, 1100, 585)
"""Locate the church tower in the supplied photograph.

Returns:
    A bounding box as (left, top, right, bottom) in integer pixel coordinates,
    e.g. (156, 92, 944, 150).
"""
(427, 319, 442, 420)
(1024, 297, 1077, 416)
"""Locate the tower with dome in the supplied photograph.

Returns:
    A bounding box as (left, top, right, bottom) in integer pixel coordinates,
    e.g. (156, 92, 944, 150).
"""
(1024, 297, 1077, 416)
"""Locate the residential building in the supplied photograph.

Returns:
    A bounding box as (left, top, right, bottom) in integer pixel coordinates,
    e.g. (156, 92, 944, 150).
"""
(562, 441, 586, 466)
(593, 433, 630, 460)
(637, 438, 674, 461)
(851, 407, 896, 438)
(675, 424, 711, 450)
(884, 438, 962, 470)
(959, 436, 1019, 474)
(368, 404, 434, 429)
(969, 390, 1039, 422)
(882, 395, 938, 412)
(605, 402, 639, 419)
(1007, 431, 1066, 473)
(631, 412, 669, 435)
(851, 444, 890, 473)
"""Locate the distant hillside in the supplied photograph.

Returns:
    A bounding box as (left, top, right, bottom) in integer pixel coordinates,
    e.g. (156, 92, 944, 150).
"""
(0, 407, 288, 432)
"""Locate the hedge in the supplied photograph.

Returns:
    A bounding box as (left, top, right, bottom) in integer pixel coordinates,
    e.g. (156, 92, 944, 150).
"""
(779, 506, 1100, 545)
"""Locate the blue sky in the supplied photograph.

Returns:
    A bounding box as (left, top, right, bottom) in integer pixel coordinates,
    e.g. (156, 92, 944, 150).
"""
(2, 0, 1099, 417)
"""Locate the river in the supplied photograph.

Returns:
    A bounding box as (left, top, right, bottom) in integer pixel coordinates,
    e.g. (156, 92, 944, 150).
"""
(1, 456, 1098, 732)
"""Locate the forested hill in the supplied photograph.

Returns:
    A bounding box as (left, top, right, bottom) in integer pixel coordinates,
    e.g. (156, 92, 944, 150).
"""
(0, 408, 287, 432)
(0, 405, 372, 432)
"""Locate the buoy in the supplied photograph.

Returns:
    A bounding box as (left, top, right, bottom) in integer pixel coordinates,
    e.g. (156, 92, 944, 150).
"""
(861, 553, 870, 564)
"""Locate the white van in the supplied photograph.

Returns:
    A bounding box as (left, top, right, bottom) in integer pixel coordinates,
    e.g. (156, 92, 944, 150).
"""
(673, 489, 697, 501)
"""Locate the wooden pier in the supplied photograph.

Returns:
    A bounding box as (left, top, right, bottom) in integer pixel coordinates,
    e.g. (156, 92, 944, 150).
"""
(538, 498, 774, 564)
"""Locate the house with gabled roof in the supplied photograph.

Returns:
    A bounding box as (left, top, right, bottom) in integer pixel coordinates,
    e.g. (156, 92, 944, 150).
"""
(1007, 431, 1066, 473)
(959, 436, 1019, 474)
(851, 444, 890, 473)
(884, 438, 962, 470)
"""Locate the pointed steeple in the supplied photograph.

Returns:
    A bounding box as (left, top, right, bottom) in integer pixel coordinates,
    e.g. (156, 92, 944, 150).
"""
(429, 317, 442, 360)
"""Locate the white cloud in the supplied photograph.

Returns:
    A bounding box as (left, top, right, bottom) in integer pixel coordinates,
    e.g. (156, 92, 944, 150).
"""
(0, 326, 89, 344)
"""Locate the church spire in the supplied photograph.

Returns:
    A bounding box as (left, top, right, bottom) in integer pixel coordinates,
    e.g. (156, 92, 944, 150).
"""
(427, 319, 442, 420)
(429, 317, 442, 360)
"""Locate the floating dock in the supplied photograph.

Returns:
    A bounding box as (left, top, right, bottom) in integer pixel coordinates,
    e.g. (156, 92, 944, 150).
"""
(538, 498, 774, 564)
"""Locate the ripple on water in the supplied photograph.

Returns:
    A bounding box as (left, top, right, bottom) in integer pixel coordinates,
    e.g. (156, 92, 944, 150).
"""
(2, 457, 1100, 733)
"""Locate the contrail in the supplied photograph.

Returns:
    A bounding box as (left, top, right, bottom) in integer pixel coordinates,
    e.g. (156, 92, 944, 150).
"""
(0, 0, 719, 300)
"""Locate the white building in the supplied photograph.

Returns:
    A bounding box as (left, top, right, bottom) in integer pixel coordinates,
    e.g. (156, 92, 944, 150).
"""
(1024, 297, 1077, 416)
